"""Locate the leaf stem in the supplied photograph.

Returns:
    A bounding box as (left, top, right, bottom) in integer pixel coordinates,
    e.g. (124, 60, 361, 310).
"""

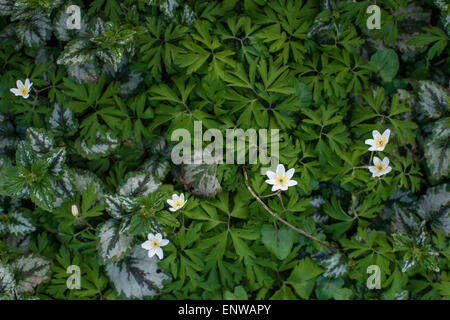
(242, 166, 340, 253)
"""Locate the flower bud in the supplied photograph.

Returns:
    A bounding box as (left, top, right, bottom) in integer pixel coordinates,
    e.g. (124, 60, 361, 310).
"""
(71, 204, 79, 217)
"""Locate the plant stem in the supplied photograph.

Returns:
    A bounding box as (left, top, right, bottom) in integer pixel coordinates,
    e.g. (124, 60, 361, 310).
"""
(242, 166, 340, 253)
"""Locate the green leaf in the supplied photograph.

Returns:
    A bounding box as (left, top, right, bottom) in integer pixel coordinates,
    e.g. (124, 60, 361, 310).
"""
(261, 224, 296, 260)
(314, 276, 344, 300)
(369, 49, 399, 82)
(287, 258, 324, 299)
(270, 284, 297, 300)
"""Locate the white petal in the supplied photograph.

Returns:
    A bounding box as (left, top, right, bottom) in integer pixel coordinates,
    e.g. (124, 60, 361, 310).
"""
(147, 249, 156, 258)
(368, 166, 377, 176)
(276, 164, 285, 175)
(271, 184, 281, 192)
(155, 233, 162, 241)
(155, 248, 164, 259)
(368, 146, 379, 151)
(22, 94, 29, 99)
(384, 166, 392, 175)
(266, 170, 276, 180)
(287, 179, 297, 187)
(265, 179, 275, 185)
(382, 157, 390, 167)
(281, 184, 289, 191)
(141, 241, 151, 250)
(16, 80, 23, 88)
(182, 200, 187, 207)
(180, 193, 184, 201)
(365, 139, 374, 146)
(382, 129, 390, 140)
(167, 199, 174, 206)
(147, 233, 155, 240)
(172, 194, 179, 201)
(25, 79, 30, 86)
(372, 157, 381, 165)
(372, 130, 381, 139)
(160, 239, 169, 246)
(10, 88, 19, 95)
(285, 168, 295, 179)
(169, 207, 177, 212)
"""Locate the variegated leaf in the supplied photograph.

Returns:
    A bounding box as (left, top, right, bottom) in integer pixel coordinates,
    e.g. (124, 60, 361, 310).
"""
(105, 245, 170, 299)
(119, 172, 161, 197)
(97, 219, 134, 263)
(11, 254, 51, 293)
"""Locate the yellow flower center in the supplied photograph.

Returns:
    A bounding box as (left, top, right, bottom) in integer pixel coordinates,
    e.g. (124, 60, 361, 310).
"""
(275, 173, 287, 186)
(149, 239, 161, 250)
(374, 163, 386, 173)
(375, 136, 386, 148)
(171, 199, 184, 209)
(18, 86, 29, 96)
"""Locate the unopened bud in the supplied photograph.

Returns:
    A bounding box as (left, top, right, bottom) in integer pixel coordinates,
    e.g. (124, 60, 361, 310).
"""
(71, 205, 79, 217)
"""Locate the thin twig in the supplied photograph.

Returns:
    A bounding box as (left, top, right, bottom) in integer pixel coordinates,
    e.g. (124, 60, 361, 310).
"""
(242, 166, 340, 253)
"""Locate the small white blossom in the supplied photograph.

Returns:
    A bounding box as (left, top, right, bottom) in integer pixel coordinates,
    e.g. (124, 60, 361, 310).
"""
(365, 129, 390, 151)
(71, 204, 79, 217)
(141, 233, 169, 259)
(10, 79, 33, 99)
(368, 156, 392, 177)
(265, 164, 297, 192)
(167, 193, 186, 212)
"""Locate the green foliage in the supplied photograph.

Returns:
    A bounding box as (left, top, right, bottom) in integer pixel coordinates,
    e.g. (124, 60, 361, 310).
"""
(0, 0, 449, 301)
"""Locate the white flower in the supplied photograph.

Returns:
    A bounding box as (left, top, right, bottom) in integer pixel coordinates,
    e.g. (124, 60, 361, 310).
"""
(365, 129, 390, 151)
(265, 164, 297, 192)
(368, 156, 392, 177)
(141, 233, 169, 259)
(10, 79, 33, 99)
(167, 193, 186, 212)
(71, 204, 79, 217)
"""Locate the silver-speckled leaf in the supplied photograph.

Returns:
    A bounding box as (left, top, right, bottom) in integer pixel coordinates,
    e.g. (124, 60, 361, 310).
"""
(15, 12, 51, 47)
(424, 118, 450, 180)
(71, 169, 105, 202)
(77, 131, 119, 160)
(48, 104, 78, 136)
(97, 219, 134, 263)
(182, 162, 221, 199)
(119, 171, 161, 197)
(26, 127, 54, 156)
(11, 254, 51, 293)
(5, 211, 35, 236)
(417, 184, 450, 236)
(417, 81, 449, 120)
(104, 194, 138, 219)
(0, 263, 15, 296)
(105, 245, 170, 299)
(57, 39, 94, 66)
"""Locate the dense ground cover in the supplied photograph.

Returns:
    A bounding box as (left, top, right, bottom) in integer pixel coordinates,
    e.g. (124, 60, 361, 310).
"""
(0, 0, 449, 300)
